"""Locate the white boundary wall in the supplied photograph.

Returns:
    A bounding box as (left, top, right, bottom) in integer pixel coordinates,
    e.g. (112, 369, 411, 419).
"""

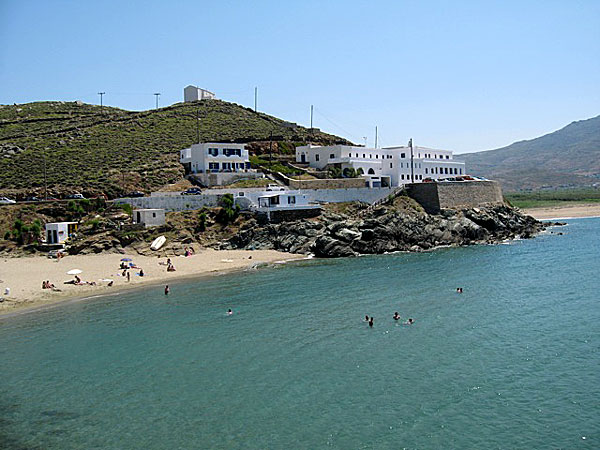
(117, 187, 395, 212)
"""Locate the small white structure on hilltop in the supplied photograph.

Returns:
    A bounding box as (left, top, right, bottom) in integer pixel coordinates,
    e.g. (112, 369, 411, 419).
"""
(296, 143, 465, 188)
(133, 209, 165, 228)
(45, 222, 78, 244)
(184, 85, 216, 102)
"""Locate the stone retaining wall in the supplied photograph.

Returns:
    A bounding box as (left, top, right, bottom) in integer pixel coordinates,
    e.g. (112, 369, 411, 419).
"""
(406, 181, 504, 213)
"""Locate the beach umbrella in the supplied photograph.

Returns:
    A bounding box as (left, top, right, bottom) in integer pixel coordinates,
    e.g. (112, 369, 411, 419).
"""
(67, 269, 82, 275)
(120, 258, 133, 262)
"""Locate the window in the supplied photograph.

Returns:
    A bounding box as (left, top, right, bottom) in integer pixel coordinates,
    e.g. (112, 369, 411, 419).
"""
(425, 168, 428, 174)
(287, 196, 296, 204)
(459, 168, 462, 174)
(369, 154, 372, 158)
(363, 154, 366, 158)
(330, 154, 335, 159)
(152, 213, 156, 218)
(444, 168, 448, 174)
(209, 162, 219, 170)
(401, 153, 406, 158)
(368, 168, 375, 175)
(245, 162, 251, 169)
(390, 163, 393, 168)
(376, 155, 378, 159)
(446, 155, 450, 159)
(454, 168, 458, 174)
(208, 148, 219, 156)
(315, 154, 320, 161)
(401, 174, 404, 180)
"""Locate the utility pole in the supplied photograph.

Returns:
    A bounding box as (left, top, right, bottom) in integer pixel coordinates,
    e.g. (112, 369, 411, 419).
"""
(269, 130, 273, 167)
(254, 87, 257, 112)
(310, 105, 314, 129)
(409, 138, 414, 183)
(375, 126, 378, 148)
(196, 107, 200, 144)
(43, 147, 48, 201)
(98, 92, 105, 115)
(154, 93, 160, 109)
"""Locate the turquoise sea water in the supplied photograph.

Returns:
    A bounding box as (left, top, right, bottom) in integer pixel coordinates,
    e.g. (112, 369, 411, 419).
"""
(1, 218, 599, 449)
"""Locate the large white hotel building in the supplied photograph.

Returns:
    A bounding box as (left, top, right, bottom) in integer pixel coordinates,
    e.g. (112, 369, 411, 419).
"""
(296, 144, 466, 188)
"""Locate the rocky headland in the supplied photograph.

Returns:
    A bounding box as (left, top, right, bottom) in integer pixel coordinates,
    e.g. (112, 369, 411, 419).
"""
(221, 197, 550, 257)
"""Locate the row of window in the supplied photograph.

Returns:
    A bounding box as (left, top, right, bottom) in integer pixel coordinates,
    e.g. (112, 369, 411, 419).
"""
(208, 162, 251, 170)
(400, 174, 424, 181)
(208, 148, 243, 157)
(423, 167, 462, 175)
(333, 152, 452, 160)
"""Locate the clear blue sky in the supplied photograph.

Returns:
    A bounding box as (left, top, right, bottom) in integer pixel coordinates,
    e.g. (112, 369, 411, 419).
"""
(1, 0, 598, 153)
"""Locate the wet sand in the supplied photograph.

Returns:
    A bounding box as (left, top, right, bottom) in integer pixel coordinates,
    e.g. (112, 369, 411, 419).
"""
(0, 249, 302, 316)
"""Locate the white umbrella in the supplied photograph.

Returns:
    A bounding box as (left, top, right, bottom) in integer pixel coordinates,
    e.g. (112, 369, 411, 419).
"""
(67, 269, 82, 275)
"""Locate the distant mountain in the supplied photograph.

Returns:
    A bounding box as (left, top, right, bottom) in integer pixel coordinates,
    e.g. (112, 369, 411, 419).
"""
(460, 115, 600, 191)
(0, 100, 349, 197)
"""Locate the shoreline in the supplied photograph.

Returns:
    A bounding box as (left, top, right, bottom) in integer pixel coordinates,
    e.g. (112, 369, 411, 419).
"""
(522, 203, 600, 220)
(0, 249, 303, 318)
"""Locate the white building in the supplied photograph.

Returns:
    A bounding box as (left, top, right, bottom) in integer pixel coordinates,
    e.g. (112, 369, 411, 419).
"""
(184, 85, 216, 102)
(296, 144, 465, 188)
(45, 222, 78, 244)
(180, 143, 251, 175)
(133, 209, 165, 228)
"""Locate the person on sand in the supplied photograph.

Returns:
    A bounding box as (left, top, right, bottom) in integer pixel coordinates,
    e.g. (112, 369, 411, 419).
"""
(42, 281, 47, 289)
(393, 312, 401, 321)
(369, 317, 374, 327)
(75, 275, 81, 284)
(164, 285, 170, 295)
(107, 280, 114, 287)
(166, 258, 171, 266)
(127, 271, 131, 282)
(139, 268, 144, 277)
(167, 264, 176, 272)
(121, 269, 127, 277)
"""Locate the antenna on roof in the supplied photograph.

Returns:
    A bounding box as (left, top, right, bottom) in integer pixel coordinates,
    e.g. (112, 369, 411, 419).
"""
(375, 126, 378, 148)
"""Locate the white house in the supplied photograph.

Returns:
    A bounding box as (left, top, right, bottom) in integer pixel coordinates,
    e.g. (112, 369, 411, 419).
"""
(133, 209, 165, 228)
(184, 85, 216, 102)
(295, 144, 465, 188)
(180, 143, 251, 175)
(45, 222, 78, 244)
(255, 191, 317, 211)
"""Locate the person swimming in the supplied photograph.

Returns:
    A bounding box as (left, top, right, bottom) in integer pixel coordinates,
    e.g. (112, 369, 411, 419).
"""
(406, 318, 414, 325)
(393, 312, 400, 321)
(227, 309, 233, 316)
(368, 317, 374, 327)
(365, 315, 370, 322)
(164, 285, 170, 295)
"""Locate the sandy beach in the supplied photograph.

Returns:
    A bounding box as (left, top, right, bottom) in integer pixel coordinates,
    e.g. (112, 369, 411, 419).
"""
(0, 249, 302, 316)
(522, 203, 600, 220)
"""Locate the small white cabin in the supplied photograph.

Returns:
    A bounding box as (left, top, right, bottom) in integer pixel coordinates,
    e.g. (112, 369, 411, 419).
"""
(256, 192, 317, 210)
(133, 209, 165, 228)
(45, 222, 78, 244)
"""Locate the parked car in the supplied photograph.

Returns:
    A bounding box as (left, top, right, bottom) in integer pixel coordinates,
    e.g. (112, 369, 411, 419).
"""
(126, 191, 145, 198)
(65, 193, 85, 200)
(25, 196, 42, 202)
(0, 197, 16, 204)
(265, 184, 285, 191)
(181, 187, 202, 195)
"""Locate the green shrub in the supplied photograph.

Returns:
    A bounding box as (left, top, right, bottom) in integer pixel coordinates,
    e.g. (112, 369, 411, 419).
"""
(216, 194, 240, 224)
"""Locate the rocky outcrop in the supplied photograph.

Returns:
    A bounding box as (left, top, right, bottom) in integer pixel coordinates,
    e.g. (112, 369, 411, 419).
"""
(220, 201, 547, 258)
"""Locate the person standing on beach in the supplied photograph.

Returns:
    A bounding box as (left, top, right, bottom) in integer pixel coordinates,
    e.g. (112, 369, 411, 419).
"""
(164, 285, 170, 295)
(127, 271, 131, 282)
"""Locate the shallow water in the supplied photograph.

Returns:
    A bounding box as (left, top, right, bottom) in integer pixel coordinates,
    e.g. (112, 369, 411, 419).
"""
(1, 218, 599, 449)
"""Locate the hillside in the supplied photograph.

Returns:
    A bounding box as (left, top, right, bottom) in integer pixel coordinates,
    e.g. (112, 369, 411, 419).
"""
(460, 115, 600, 191)
(0, 100, 350, 198)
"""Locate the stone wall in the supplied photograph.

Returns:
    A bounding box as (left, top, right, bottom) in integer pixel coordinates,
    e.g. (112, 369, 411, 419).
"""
(256, 208, 321, 224)
(286, 176, 366, 190)
(406, 181, 504, 213)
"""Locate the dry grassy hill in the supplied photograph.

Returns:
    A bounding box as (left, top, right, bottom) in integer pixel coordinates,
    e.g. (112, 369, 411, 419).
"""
(0, 100, 350, 198)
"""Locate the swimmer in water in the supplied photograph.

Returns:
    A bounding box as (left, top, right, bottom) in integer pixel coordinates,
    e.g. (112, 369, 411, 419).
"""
(368, 317, 374, 327)
(164, 285, 170, 295)
(227, 309, 233, 316)
(365, 315, 370, 322)
(406, 318, 414, 325)
(393, 312, 400, 321)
